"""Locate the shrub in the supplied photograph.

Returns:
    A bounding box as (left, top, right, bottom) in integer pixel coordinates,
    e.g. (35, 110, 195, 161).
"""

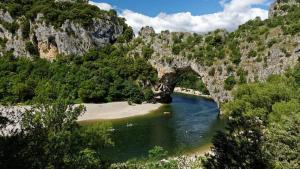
(1, 21, 19, 34)
(172, 44, 181, 55)
(25, 41, 38, 55)
(148, 146, 168, 160)
(21, 19, 31, 39)
(248, 50, 257, 58)
(224, 76, 236, 90)
(142, 45, 154, 60)
(267, 38, 278, 48)
(0, 37, 7, 47)
(209, 67, 216, 76)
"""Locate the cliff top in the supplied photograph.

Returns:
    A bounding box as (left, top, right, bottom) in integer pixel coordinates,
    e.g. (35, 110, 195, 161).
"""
(269, 0, 300, 17)
(0, 0, 122, 29)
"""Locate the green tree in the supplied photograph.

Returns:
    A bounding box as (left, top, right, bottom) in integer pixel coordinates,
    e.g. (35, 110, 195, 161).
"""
(142, 45, 154, 60)
(203, 113, 268, 169)
(148, 146, 168, 160)
(224, 76, 236, 90)
(0, 100, 114, 169)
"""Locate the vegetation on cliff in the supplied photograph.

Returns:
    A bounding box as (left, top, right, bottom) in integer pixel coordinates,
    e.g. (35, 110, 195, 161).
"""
(0, 0, 120, 28)
(203, 64, 300, 169)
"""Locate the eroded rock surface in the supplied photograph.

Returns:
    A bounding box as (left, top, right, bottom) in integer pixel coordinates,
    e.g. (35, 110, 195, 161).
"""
(0, 11, 123, 58)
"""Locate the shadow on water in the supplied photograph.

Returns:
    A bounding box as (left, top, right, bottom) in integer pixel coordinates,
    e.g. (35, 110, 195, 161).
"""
(80, 93, 225, 162)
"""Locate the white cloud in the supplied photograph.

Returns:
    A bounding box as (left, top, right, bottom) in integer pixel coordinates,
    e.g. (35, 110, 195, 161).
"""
(89, 1, 113, 11)
(90, 0, 271, 34)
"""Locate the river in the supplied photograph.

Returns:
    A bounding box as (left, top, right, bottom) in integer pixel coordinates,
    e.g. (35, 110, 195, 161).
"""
(81, 93, 224, 162)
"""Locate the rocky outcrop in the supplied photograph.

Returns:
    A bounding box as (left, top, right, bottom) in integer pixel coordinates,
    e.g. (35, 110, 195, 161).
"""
(129, 26, 300, 109)
(269, 0, 300, 17)
(0, 11, 123, 58)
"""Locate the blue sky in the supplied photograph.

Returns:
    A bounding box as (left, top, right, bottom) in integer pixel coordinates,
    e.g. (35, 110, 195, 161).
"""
(90, 0, 274, 34)
(94, 0, 224, 16)
(93, 0, 271, 16)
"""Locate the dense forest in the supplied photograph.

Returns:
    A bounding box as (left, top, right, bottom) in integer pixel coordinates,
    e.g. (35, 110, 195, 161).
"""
(0, 45, 157, 105)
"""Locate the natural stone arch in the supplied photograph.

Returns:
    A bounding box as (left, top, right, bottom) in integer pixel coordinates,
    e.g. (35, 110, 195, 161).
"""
(150, 57, 232, 108)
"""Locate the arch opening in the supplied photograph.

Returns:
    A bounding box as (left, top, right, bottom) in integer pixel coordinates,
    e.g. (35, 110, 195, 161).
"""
(153, 66, 211, 103)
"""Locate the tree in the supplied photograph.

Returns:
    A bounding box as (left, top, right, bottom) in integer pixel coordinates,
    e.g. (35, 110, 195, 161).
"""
(0, 100, 113, 169)
(148, 146, 168, 160)
(78, 80, 107, 103)
(224, 76, 236, 90)
(207, 72, 300, 169)
(203, 113, 269, 169)
(142, 45, 154, 60)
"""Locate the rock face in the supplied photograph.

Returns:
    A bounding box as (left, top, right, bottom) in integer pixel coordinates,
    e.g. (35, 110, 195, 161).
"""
(129, 24, 300, 108)
(0, 11, 123, 59)
(269, 0, 300, 17)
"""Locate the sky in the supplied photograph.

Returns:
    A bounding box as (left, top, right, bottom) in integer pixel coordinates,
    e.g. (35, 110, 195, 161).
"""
(89, 0, 275, 34)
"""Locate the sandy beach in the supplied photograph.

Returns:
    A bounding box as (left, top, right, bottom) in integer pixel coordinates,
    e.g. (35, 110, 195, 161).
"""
(77, 102, 163, 121)
(174, 87, 212, 99)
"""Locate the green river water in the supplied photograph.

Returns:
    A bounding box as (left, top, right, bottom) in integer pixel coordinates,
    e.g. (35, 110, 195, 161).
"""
(81, 93, 224, 162)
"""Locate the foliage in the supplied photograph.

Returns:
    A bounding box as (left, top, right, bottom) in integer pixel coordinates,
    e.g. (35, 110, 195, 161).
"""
(0, 20, 19, 34)
(172, 44, 181, 55)
(0, 100, 113, 169)
(247, 49, 257, 58)
(177, 70, 210, 95)
(0, 0, 124, 29)
(0, 45, 157, 105)
(202, 113, 268, 169)
(0, 37, 7, 48)
(25, 41, 38, 55)
(142, 45, 154, 60)
(237, 68, 247, 84)
(148, 146, 168, 160)
(21, 19, 31, 39)
(224, 76, 236, 90)
(203, 66, 300, 169)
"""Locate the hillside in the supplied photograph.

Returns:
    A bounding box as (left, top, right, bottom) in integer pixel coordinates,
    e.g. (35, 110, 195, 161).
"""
(0, 0, 132, 59)
(0, 0, 155, 105)
(0, 0, 299, 169)
(0, 0, 299, 107)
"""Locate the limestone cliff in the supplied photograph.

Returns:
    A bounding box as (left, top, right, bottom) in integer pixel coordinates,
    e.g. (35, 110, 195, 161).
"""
(0, 9, 123, 59)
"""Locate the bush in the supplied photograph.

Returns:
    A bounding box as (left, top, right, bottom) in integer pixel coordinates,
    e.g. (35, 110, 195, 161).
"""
(224, 76, 236, 90)
(0, 37, 7, 47)
(1, 21, 19, 34)
(209, 67, 215, 76)
(267, 38, 278, 48)
(172, 44, 181, 55)
(25, 41, 38, 55)
(142, 45, 154, 60)
(21, 19, 31, 39)
(248, 50, 257, 58)
(148, 146, 168, 160)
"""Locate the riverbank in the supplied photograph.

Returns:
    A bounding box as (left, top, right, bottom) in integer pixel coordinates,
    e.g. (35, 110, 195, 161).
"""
(174, 87, 212, 99)
(77, 102, 163, 122)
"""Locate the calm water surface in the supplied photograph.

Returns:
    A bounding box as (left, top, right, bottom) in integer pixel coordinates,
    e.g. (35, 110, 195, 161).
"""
(82, 93, 224, 162)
